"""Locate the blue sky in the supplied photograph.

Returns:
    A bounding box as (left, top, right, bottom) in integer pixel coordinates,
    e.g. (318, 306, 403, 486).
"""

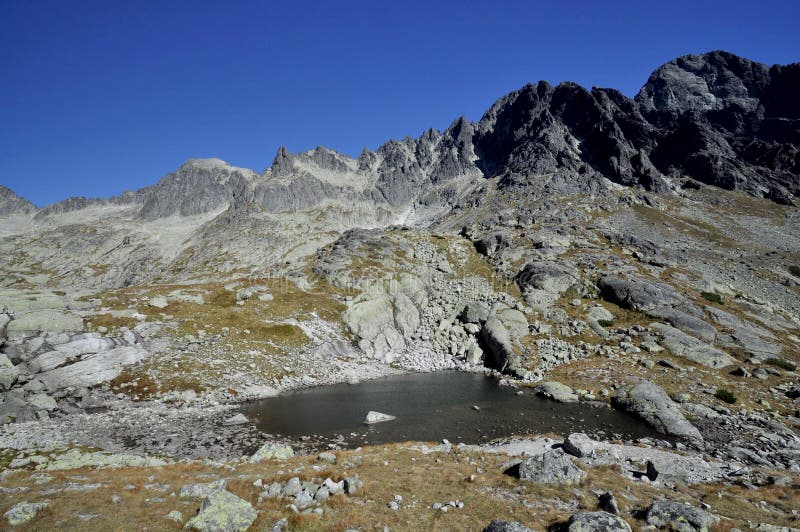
(2, 0, 798, 207)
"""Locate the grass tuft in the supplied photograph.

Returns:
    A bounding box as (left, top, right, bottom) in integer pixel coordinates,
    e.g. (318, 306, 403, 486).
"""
(715, 388, 737, 404)
(765, 357, 797, 372)
(700, 292, 723, 304)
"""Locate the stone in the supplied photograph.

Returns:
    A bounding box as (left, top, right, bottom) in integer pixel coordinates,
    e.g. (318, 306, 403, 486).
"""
(460, 302, 490, 324)
(180, 479, 227, 498)
(249, 443, 294, 463)
(483, 520, 537, 532)
(7, 309, 84, 336)
(184, 490, 258, 532)
(518, 449, 586, 485)
(148, 295, 169, 309)
(282, 477, 302, 496)
(651, 323, 735, 368)
(27, 393, 58, 411)
(598, 275, 683, 312)
(563, 433, 596, 458)
(646, 501, 719, 531)
(37, 345, 150, 390)
(536, 381, 579, 403)
(317, 451, 337, 463)
(165, 510, 183, 523)
(0, 353, 19, 391)
(566, 511, 631, 531)
(344, 476, 363, 495)
(612, 380, 703, 443)
(365, 411, 396, 424)
(3, 501, 49, 526)
(481, 317, 523, 375)
(598, 492, 619, 514)
(517, 261, 578, 294)
(314, 486, 329, 502)
(222, 413, 248, 426)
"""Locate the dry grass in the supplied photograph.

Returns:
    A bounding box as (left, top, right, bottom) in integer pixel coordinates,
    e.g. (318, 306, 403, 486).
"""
(2, 443, 796, 531)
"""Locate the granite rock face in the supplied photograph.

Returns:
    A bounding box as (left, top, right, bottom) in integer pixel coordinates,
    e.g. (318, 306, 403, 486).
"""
(612, 380, 703, 443)
(0, 185, 36, 216)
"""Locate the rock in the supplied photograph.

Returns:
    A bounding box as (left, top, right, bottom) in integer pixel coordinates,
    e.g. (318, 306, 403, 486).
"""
(165, 510, 183, 523)
(184, 490, 258, 532)
(566, 511, 631, 531)
(222, 413, 248, 426)
(460, 302, 491, 324)
(37, 345, 150, 390)
(598, 492, 619, 514)
(343, 476, 363, 495)
(314, 486, 329, 503)
(317, 451, 337, 463)
(365, 411, 396, 424)
(0, 353, 19, 391)
(518, 449, 586, 485)
(180, 479, 227, 498)
(612, 380, 703, 443)
(563, 433, 596, 458)
(6, 309, 84, 336)
(282, 477, 302, 496)
(517, 261, 578, 294)
(651, 323, 735, 368)
(481, 317, 523, 375)
(646, 460, 692, 484)
(475, 232, 512, 258)
(536, 381, 579, 403)
(27, 393, 58, 411)
(249, 443, 294, 463)
(3, 501, 49, 526)
(645, 501, 719, 531)
(483, 520, 537, 532)
(598, 275, 683, 312)
(148, 295, 169, 309)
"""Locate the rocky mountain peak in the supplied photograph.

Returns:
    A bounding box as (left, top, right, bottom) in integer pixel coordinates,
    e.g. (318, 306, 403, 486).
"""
(0, 185, 36, 216)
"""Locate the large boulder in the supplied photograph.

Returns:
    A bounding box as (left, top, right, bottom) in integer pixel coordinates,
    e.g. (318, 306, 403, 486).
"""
(517, 261, 579, 294)
(612, 380, 703, 443)
(650, 323, 735, 368)
(483, 520, 537, 532)
(6, 309, 84, 337)
(37, 345, 150, 390)
(343, 274, 426, 363)
(180, 479, 227, 498)
(535, 381, 579, 403)
(184, 490, 258, 532)
(518, 449, 586, 485)
(249, 443, 294, 463)
(598, 275, 683, 312)
(645, 501, 719, 531)
(481, 317, 523, 376)
(566, 511, 631, 532)
(3, 501, 49, 527)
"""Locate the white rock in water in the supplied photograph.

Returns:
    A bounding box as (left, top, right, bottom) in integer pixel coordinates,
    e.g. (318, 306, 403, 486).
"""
(365, 411, 396, 424)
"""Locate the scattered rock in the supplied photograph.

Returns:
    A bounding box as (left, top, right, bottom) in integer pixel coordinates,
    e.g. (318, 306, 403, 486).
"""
(365, 411, 396, 424)
(249, 443, 294, 463)
(3, 501, 49, 526)
(645, 501, 719, 531)
(566, 511, 631, 531)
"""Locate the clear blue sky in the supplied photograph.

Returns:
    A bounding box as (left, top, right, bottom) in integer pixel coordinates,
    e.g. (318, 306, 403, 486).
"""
(2, 0, 798, 207)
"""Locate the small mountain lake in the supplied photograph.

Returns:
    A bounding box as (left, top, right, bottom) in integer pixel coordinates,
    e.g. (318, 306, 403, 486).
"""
(242, 372, 664, 447)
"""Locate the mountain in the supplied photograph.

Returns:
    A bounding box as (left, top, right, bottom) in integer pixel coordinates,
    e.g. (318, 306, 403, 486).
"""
(0, 185, 35, 216)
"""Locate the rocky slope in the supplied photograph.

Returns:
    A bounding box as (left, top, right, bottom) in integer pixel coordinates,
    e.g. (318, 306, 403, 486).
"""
(1, 50, 799, 530)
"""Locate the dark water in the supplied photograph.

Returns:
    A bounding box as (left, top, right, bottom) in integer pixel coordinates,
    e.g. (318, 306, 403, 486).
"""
(242, 372, 663, 447)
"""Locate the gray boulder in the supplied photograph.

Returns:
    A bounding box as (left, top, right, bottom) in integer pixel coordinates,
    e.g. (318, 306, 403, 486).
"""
(3, 501, 49, 526)
(0, 353, 19, 391)
(483, 520, 537, 532)
(536, 381, 579, 403)
(180, 479, 227, 498)
(518, 449, 586, 485)
(184, 489, 258, 532)
(475, 232, 512, 258)
(37, 345, 149, 390)
(6, 309, 84, 337)
(645, 501, 718, 531)
(563, 433, 596, 457)
(650, 323, 734, 368)
(460, 302, 490, 324)
(612, 380, 703, 443)
(249, 443, 294, 463)
(566, 511, 631, 532)
(598, 275, 683, 312)
(481, 317, 523, 376)
(517, 261, 578, 294)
